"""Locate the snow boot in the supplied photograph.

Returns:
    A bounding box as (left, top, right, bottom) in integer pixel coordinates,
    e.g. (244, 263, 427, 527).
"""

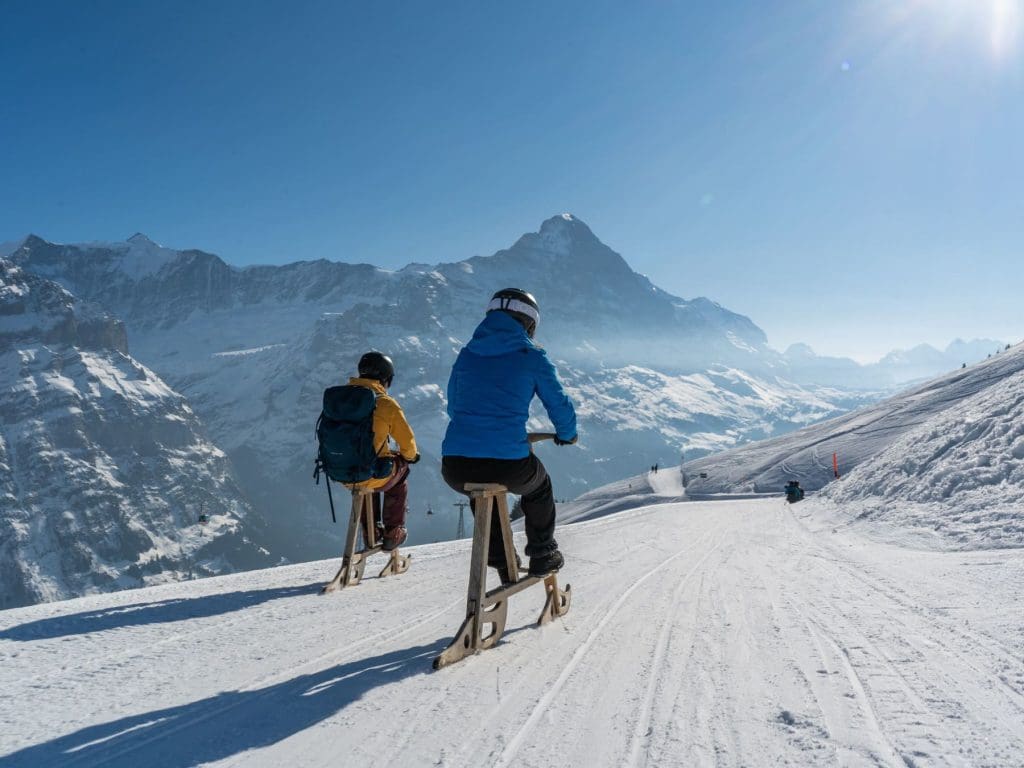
(528, 549, 563, 577)
(382, 526, 407, 551)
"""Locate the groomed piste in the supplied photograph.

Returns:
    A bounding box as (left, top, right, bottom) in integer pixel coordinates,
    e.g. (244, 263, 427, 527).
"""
(2, 479, 1023, 766)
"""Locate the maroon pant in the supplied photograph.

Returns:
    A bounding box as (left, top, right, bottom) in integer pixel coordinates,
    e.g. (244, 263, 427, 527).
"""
(376, 457, 410, 528)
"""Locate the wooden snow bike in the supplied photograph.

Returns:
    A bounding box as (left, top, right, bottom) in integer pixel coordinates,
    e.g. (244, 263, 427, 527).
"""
(433, 434, 572, 670)
(322, 487, 411, 593)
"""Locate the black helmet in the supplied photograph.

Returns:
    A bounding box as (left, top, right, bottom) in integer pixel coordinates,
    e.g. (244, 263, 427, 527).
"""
(358, 351, 395, 386)
(487, 288, 539, 337)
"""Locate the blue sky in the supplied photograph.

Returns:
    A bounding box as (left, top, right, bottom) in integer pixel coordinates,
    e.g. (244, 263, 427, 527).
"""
(2, 1, 1021, 361)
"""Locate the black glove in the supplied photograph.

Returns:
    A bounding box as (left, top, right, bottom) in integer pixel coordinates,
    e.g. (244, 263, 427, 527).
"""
(408, 453, 421, 464)
(554, 435, 578, 446)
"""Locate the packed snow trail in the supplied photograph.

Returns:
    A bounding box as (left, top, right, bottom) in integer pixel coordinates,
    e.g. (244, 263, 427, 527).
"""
(2, 499, 1023, 767)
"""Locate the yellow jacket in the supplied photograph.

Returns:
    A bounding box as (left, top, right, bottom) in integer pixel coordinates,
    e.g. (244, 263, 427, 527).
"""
(346, 377, 418, 490)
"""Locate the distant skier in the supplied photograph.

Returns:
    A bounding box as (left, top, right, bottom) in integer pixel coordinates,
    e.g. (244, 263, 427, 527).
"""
(342, 352, 420, 550)
(441, 288, 578, 578)
(784, 480, 804, 503)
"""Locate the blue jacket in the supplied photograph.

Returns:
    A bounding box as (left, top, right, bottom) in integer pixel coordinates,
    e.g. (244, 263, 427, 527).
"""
(442, 311, 577, 459)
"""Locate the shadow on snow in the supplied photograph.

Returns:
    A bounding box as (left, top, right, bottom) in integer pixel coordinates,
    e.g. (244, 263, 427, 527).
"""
(1, 638, 448, 767)
(0, 584, 322, 642)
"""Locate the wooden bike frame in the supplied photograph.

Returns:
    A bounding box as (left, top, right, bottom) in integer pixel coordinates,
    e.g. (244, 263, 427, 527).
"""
(322, 486, 411, 593)
(433, 482, 571, 669)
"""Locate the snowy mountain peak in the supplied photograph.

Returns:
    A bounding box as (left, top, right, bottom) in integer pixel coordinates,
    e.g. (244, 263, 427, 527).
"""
(535, 212, 599, 251)
(20, 234, 49, 251)
(945, 337, 1006, 359)
(493, 214, 629, 280)
(12, 232, 181, 287)
(784, 342, 817, 359)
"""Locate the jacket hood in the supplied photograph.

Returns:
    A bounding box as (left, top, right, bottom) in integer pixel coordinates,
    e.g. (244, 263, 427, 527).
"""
(466, 311, 535, 357)
(348, 377, 387, 395)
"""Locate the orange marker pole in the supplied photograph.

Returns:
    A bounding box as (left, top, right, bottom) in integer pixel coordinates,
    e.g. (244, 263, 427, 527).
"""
(832, 452, 839, 479)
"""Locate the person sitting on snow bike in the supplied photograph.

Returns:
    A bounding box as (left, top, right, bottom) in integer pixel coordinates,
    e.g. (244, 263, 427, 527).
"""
(441, 288, 578, 580)
(344, 351, 420, 550)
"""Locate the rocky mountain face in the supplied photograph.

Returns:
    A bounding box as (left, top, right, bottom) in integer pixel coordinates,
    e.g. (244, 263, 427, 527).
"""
(0, 255, 128, 354)
(7, 217, 887, 565)
(0, 260, 272, 609)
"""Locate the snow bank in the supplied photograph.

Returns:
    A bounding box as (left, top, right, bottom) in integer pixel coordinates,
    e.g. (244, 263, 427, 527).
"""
(816, 364, 1024, 549)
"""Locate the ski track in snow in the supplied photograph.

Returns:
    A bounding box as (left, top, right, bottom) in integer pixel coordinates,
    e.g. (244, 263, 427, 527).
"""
(2, 499, 1023, 768)
(493, 530, 722, 768)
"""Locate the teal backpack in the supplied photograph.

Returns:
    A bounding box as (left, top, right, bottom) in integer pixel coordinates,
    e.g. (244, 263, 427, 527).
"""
(313, 385, 393, 521)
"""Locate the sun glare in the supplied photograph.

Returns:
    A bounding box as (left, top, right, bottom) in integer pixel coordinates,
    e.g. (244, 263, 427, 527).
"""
(990, 0, 1022, 59)
(878, 0, 1023, 62)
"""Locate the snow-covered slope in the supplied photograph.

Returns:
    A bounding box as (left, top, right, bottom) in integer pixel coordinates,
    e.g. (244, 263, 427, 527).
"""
(813, 354, 1024, 549)
(9, 218, 880, 560)
(0, 261, 272, 609)
(681, 342, 1024, 502)
(2, 496, 1022, 766)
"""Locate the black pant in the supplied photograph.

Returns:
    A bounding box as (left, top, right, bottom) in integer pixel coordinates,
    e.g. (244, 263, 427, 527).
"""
(442, 454, 558, 557)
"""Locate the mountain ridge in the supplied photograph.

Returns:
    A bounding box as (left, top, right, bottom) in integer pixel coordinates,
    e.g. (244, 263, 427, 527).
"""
(8, 218, 1000, 386)
(6, 216, 878, 570)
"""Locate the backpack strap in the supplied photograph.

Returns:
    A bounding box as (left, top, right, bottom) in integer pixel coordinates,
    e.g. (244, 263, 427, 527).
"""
(313, 413, 336, 522)
(324, 472, 337, 524)
(312, 453, 336, 523)
(369, 391, 390, 457)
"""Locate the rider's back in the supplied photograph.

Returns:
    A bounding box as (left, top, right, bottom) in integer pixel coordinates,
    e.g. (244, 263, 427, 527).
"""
(443, 311, 575, 460)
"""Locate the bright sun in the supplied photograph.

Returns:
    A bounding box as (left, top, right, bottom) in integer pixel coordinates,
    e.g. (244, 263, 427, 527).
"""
(988, 0, 1023, 58)
(886, 0, 1023, 61)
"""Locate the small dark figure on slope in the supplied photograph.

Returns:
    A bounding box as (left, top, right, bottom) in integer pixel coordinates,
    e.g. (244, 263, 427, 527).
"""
(785, 480, 805, 504)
